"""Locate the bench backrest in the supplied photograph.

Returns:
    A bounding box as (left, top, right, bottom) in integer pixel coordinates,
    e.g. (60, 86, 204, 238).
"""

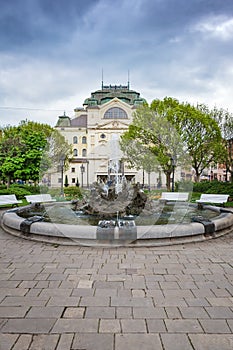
(161, 192, 189, 201)
(0, 194, 19, 203)
(25, 194, 54, 203)
(199, 194, 229, 203)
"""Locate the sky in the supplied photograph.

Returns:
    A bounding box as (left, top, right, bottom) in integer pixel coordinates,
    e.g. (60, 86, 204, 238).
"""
(1, 0, 233, 127)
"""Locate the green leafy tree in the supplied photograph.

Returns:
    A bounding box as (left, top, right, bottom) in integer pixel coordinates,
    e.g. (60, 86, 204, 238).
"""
(121, 102, 187, 190)
(0, 120, 71, 187)
(198, 105, 233, 182)
(169, 102, 224, 182)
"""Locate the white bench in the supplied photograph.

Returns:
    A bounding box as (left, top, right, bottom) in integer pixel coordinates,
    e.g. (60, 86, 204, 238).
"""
(196, 194, 229, 207)
(25, 194, 56, 204)
(0, 194, 22, 207)
(160, 192, 189, 202)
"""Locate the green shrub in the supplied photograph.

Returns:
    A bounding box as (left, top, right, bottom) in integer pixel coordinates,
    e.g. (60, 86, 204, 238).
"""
(64, 186, 83, 200)
(193, 181, 233, 198)
(0, 187, 32, 199)
(10, 184, 41, 194)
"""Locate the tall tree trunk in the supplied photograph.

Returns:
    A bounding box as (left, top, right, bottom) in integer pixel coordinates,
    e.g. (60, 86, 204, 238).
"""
(166, 171, 171, 191)
(7, 175, 11, 189)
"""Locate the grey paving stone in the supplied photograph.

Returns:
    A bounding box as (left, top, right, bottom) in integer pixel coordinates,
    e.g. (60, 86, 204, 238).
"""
(205, 306, 233, 319)
(80, 296, 110, 307)
(11, 334, 32, 350)
(133, 306, 166, 319)
(72, 333, 114, 350)
(121, 319, 147, 333)
(179, 306, 210, 319)
(39, 288, 72, 297)
(0, 334, 19, 350)
(47, 296, 79, 307)
(147, 319, 166, 332)
(0, 288, 28, 297)
(94, 281, 123, 289)
(154, 297, 187, 307)
(62, 306, 85, 318)
(99, 319, 121, 333)
(227, 319, 233, 332)
(116, 306, 132, 318)
(185, 298, 210, 307)
(26, 306, 64, 318)
(0, 306, 29, 318)
(28, 334, 59, 350)
(165, 306, 182, 319)
(1, 296, 48, 307)
(111, 296, 153, 307)
(115, 333, 163, 350)
(206, 297, 233, 306)
(189, 334, 233, 350)
(71, 288, 94, 297)
(51, 318, 98, 333)
(161, 333, 193, 350)
(94, 288, 117, 297)
(165, 319, 203, 333)
(1, 318, 56, 333)
(200, 319, 231, 333)
(85, 306, 115, 319)
(56, 334, 74, 350)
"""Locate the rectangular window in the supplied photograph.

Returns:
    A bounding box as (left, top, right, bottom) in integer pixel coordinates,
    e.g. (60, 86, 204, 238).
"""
(71, 168, 75, 173)
(72, 178, 76, 183)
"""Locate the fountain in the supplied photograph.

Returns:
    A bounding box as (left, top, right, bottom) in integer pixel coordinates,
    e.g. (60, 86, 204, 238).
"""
(1, 134, 233, 246)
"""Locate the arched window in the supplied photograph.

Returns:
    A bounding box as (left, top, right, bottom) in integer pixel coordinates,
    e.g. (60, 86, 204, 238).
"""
(73, 149, 78, 156)
(104, 107, 128, 119)
(73, 136, 78, 144)
(82, 149, 87, 157)
(82, 136, 87, 144)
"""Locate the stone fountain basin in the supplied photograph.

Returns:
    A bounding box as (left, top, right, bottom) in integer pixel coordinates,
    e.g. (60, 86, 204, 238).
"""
(1, 203, 233, 246)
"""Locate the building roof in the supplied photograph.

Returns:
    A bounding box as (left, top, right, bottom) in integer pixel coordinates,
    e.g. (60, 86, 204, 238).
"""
(70, 115, 87, 127)
(83, 84, 147, 107)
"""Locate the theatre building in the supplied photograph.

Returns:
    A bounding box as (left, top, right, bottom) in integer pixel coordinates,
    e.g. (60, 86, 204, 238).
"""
(52, 83, 149, 188)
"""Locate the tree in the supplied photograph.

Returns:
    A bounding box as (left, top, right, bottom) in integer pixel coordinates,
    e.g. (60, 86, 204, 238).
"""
(121, 97, 224, 188)
(166, 101, 223, 182)
(120, 102, 187, 190)
(198, 105, 233, 182)
(0, 120, 71, 187)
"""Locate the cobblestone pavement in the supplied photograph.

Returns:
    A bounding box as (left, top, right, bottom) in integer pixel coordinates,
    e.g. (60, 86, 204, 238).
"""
(0, 217, 233, 349)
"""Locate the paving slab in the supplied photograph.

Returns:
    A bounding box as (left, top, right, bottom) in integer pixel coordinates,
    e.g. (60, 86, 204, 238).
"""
(1, 213, 233, 350)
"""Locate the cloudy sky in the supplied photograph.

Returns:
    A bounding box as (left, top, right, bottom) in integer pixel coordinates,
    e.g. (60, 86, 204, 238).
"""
(1, 0, 233, 127)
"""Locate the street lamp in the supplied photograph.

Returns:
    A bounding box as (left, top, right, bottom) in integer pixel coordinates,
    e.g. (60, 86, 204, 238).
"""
(60, 155, 66, 197)
(80, 164, 85, 187)
(86, 160, 89, 188)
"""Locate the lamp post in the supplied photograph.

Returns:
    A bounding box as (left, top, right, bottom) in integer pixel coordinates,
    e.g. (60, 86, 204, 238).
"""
(171, 156, 176, 192)
(80, 164, 85, 187)
(86, 160, 89, 188)
(60, 155, 66, 197)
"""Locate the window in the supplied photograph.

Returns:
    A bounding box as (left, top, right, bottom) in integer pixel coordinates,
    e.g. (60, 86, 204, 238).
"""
(82, 136, 87, 144)
(73, 136, 78, 144)
(72, 178, 76, 183)
(73, 149, 78, 156)
(82, 149, 87, 157)
(104, 107, 128, 119)
(100, 133, 106, 139)
(71, 168, 75, 173)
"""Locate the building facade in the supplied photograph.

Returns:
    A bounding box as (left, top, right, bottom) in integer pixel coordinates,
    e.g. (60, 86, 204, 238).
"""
(52, 83, 154, 188)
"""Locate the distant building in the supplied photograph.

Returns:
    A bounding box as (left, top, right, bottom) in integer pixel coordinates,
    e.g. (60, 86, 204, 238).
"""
(52, 83, 152, 188)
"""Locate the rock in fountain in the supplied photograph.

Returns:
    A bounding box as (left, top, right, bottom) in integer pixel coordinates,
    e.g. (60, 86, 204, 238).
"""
(73, 179, 147, 218)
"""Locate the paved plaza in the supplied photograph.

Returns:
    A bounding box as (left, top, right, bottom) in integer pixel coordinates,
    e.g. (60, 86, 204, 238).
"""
(0, 211, 233, 349)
